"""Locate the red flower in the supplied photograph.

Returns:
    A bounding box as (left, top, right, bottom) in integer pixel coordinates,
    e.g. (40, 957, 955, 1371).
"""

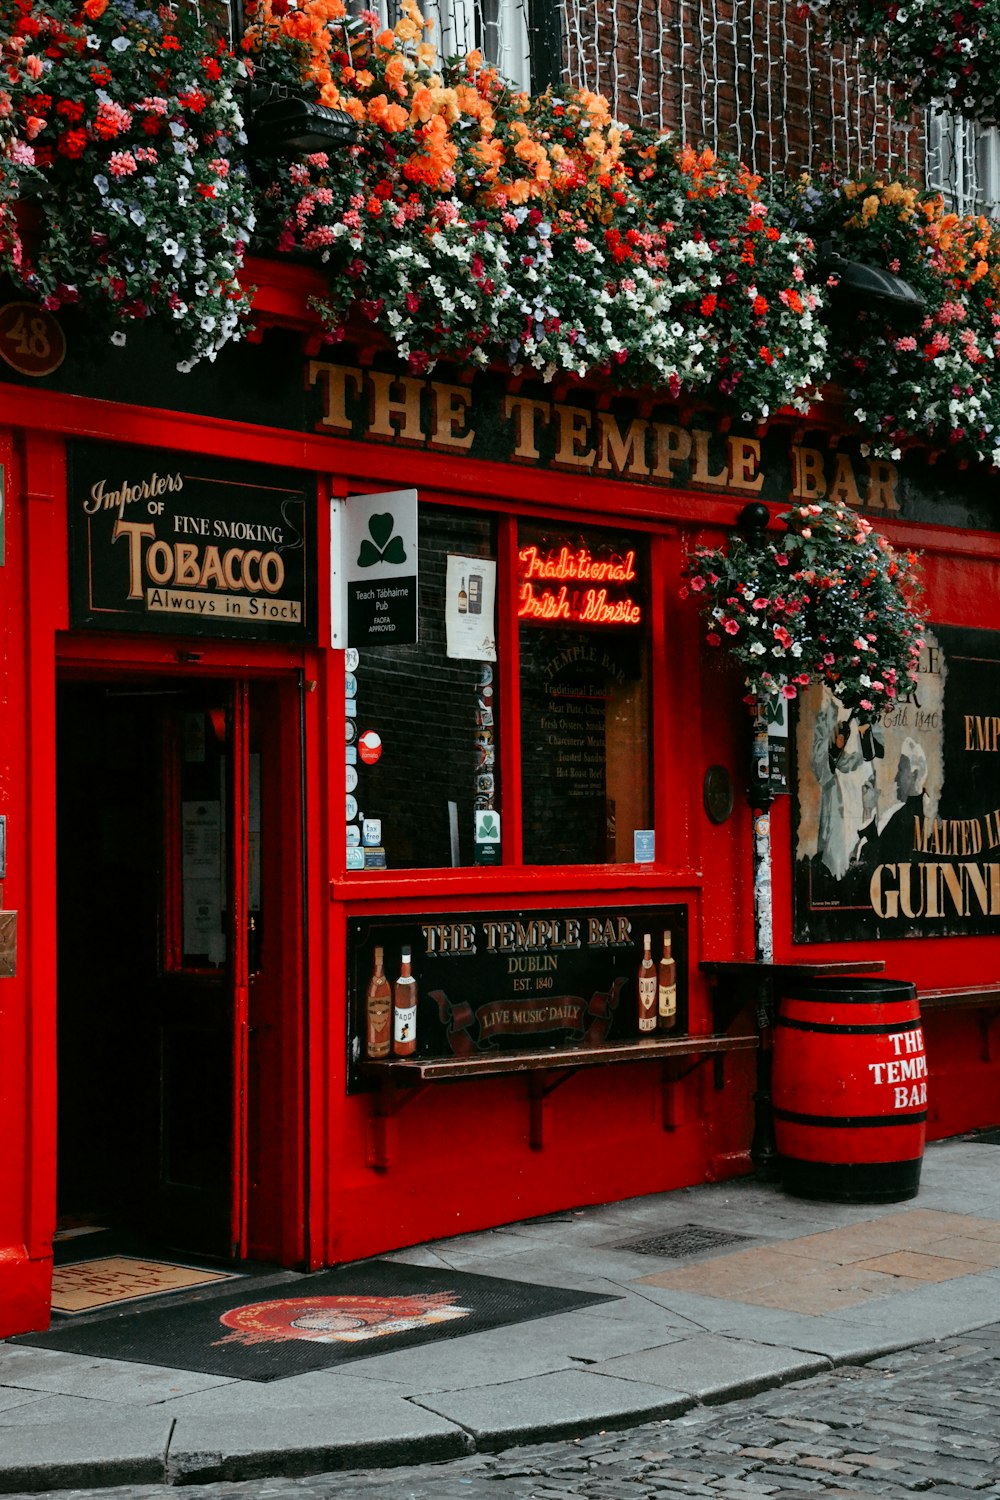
(56, 99, 85, 121)
(57, 128, 88, 158)
(700, 293, 717, 315)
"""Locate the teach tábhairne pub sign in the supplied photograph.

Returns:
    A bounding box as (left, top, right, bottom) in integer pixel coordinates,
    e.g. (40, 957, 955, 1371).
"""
(67, 442, 317, 642)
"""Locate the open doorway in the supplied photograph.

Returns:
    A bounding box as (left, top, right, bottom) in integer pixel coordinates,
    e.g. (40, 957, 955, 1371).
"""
(55, 673, 304, 1267)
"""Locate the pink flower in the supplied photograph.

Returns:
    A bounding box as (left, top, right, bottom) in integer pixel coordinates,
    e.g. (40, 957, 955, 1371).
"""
(774, 552, 788, 566)
(860, 698, 873, 711)
(108, 151, 137, 177)
(689, 575, 706, 592)
(706, 632, 721, 647)
(782, 684, 798, 699)
(723, 619, 740, 635)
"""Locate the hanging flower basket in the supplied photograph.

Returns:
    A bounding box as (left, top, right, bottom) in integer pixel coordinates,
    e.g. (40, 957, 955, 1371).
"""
(807, 0, 1000, 125)
(680, 498, 926, 720)
(0, 0, 255, 365)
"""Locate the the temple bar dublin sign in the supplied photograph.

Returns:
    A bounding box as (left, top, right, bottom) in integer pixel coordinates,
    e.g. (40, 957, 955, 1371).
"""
(346, 903, 688, 1091)
(68, 442, 317, 643)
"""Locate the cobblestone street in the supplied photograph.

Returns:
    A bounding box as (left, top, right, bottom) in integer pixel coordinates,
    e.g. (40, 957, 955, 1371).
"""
(11, 1320, 1000, 1500)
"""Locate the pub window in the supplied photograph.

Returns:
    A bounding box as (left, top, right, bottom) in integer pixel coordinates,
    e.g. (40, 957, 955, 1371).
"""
(348, 509, 652, 873)
(350, 504, 498, 870)
(517, 521, 651, 866)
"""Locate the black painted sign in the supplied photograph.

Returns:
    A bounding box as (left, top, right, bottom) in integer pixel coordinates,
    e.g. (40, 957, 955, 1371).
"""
(347, 903, 688, 1089)
(67, 442, 316, 642)
(793, 626, 1000, 941)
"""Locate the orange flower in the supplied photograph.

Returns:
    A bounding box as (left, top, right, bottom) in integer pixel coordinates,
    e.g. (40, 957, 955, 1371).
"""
(82, 0, 108, 18)
(384, 55, 406, 96)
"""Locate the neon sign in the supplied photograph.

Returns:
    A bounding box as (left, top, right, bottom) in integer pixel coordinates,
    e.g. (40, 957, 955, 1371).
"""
(517, 544, 642, 626)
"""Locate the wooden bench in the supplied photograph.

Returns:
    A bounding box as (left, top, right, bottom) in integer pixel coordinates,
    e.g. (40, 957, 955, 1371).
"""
(919, 983, 1000, 1062)
(360, 1032, 758, 1166)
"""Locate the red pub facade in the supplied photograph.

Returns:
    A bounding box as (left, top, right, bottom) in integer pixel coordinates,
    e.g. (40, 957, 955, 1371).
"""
(1, 255, 999, 1340)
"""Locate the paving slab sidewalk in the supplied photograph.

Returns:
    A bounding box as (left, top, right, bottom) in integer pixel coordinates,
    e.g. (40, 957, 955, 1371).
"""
(3, 1135, 1000, 1494)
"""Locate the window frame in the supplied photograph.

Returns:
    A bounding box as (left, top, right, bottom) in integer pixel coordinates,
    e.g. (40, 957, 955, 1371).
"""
(336, 497, 675, 882)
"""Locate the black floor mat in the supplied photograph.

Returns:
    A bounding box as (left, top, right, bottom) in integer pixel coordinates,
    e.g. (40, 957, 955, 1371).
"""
(14, 1259, 618, 1381)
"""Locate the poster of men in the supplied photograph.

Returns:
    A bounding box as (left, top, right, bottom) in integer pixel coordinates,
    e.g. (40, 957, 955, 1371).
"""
(793, 626, 1000, 941)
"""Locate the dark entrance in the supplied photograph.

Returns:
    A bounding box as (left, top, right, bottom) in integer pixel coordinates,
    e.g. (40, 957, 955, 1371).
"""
(55, 673, 302, 1263)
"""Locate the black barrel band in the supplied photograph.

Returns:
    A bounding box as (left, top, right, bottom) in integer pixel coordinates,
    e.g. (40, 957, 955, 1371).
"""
(774, 1107, 928, 1128)
(777, 1016, 921, 1036)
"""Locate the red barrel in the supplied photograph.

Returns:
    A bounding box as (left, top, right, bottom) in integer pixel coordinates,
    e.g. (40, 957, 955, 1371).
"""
(771, 978, 926, 1203)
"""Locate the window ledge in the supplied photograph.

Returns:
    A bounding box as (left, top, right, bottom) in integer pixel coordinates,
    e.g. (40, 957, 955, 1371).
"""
(332, 865, 703, 903)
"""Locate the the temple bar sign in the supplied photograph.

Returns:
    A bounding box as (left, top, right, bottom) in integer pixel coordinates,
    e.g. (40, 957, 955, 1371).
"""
(308, 360, 902, 515)
(68, 443, 317, 643)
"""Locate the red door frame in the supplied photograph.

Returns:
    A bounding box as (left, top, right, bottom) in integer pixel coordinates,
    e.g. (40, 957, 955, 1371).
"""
(54, 636, 313, 1267)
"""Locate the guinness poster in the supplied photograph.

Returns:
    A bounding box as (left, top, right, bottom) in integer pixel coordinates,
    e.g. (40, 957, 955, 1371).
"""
(793, 626, 1000, 941)
(68, 442, 316, 642)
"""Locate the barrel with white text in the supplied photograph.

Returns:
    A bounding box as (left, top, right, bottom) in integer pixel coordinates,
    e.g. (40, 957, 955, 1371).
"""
(771, 978, 926, 1203)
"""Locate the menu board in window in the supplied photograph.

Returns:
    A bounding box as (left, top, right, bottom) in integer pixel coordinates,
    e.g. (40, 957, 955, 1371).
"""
(518, 524, 651, 867)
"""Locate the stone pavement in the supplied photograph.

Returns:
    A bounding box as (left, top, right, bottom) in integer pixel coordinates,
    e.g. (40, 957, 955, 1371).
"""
(3, 1135, 1000, 1495)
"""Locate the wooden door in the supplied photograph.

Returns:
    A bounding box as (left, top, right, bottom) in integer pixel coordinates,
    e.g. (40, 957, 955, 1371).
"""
(155, 682, 249, 1257)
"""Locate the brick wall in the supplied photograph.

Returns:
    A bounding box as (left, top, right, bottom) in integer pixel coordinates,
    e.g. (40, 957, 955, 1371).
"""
(554, 0, 928, 182)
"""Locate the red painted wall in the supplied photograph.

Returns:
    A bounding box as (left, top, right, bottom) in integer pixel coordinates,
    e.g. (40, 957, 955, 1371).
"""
(1, 323, 999, 1337)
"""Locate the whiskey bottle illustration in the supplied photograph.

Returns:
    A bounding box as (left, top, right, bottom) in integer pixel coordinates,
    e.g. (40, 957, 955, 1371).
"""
(457, 576, 468, 614)
(638, 933, 657, 1034)
(365, 945, 392, 1058)
(393, 946, 417, 1056)
(658, 932, 677, 1030)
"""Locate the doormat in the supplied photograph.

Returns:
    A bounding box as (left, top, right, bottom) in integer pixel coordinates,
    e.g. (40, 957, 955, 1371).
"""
(51, 1256, 238, 1315)
(18, 1260, 618, 1381)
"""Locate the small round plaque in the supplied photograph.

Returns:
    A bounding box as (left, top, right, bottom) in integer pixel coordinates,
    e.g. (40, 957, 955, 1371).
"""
(703, 765, 734, 825)
(0, 301, 66, 377)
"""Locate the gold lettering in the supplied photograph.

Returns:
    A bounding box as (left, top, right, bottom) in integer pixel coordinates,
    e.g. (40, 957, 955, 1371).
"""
(309, 361, 362, 432)
(691, 429, 728, 487)
(596, 412, 650, 476)
(503, 396, 551, 459)
(790, 445, 827, 500)
(112, 518, 155, 600)
(829, 451, 862, 508)
(651, 423, 692, 480)
(964, 715, 1000, 752)
(865, 458, 900, 513)
(431, 383, 475, 450)
(727, 436, 764, 492)
(367, 371, 426, 443)
(553, 404, 596, 467)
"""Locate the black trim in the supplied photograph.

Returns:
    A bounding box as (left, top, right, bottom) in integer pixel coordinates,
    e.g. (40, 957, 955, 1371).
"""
(777, 1016, 921, 1035)
(780, 1155, 923, 1204)
(775, 1107, 928, 1128)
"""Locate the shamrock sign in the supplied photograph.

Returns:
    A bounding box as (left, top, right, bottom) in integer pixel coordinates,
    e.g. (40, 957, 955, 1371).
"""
(357, 512, 407, 568)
